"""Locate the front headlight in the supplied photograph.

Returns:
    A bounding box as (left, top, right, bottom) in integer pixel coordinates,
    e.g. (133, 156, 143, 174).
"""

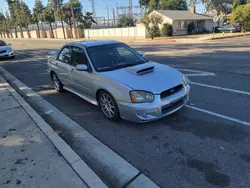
(130, 90, 155, 103)
(182, 74, 188, 86)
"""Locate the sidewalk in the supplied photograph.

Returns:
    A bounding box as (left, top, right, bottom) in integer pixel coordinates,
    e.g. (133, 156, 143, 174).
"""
(0, 75, 88, 187)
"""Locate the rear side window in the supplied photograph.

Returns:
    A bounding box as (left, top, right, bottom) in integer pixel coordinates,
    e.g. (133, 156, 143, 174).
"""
(58, 46, 71, 64)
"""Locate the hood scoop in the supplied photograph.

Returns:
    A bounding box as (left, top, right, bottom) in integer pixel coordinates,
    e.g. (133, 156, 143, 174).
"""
(127, 64, 155, 75)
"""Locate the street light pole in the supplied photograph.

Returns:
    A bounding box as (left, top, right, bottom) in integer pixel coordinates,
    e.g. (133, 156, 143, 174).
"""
(69, 0, 78, 38)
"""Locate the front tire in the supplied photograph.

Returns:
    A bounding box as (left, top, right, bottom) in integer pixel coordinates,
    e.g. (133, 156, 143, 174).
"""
(51, 73, 64, 92)
(98, 91, 120, 121)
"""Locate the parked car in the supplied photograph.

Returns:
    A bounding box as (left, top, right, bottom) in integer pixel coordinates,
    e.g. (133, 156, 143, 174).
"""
(218, 24, 241, 33)
(0, 40, 15, 58)
(47, 40, 190, 123)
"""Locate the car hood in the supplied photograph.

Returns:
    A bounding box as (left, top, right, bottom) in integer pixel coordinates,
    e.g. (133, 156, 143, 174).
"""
(0, 46, 10, 51)
(100, 62, 183, 94)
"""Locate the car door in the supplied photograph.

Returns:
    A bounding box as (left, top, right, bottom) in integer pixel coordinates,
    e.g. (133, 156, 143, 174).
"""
(69, 46, 95, 99)
(55, 46, 72, 86)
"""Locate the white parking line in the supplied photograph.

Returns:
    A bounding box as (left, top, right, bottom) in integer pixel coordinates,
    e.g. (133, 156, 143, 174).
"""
(190, 82, 250, 96)
(178, 68, 216, 77)
(186, 105, 250, 127)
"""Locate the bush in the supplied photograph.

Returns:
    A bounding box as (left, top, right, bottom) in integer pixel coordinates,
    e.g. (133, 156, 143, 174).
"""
(187, 22, 195, 34)
(148, 25, 161, 39)
(162, 23, 173, 36)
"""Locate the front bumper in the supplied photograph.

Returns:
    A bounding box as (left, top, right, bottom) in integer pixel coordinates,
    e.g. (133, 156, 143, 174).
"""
(118, 85, 190, 123)
(0, 50, 15, 58)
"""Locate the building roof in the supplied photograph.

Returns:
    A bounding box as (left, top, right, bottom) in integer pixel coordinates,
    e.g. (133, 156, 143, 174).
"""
(71, 40, 121, 47)
(153, 10, 213, 21)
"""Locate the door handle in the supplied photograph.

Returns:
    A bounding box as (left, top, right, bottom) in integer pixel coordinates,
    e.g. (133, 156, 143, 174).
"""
(70, 68, 74, 72)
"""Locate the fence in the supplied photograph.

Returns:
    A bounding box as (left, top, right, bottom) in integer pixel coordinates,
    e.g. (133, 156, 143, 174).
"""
(0, 27, 84, 39)
(84, 26, 146, 40)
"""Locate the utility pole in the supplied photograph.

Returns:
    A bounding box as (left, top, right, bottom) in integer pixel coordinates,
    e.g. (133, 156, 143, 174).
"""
(106, 7, 110, 26)
(112, 8, 115, 26)
(128, 0, 132, 15)
(91, 0, 96, 17)
(116, 3, 119, 20)
(69, 0, 78, 38)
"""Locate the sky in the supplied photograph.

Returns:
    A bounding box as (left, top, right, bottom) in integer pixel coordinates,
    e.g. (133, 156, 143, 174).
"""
(0, 0, 205, 18)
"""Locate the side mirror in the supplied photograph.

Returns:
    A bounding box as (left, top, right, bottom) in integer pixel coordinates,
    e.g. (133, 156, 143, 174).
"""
(76, 64, 88, 71)
(48, 51, 57, 56)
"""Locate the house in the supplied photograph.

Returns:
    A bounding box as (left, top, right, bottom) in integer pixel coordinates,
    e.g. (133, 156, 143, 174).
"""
(148, 10, 214, 36)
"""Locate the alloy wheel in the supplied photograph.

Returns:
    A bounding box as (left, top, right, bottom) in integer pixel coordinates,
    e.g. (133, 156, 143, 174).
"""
(100, 93, 115, 118)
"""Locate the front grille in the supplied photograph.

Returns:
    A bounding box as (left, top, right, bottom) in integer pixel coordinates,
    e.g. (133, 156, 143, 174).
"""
(160, 84, 183, 99)
(0, 50, 7, 54)
(161, 96, 186, 114)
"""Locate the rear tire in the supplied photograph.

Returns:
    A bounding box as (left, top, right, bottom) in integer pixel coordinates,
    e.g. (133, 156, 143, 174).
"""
(98, 91, 120, 121)
(51, 72, 64, 92)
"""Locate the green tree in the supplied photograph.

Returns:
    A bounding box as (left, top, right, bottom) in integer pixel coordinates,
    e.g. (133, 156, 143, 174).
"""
(231, 3, 250, 32)
(233, 0, 250, 9)
(160, 0, 188, 10)
(117, 15, 135, 27)
(4, 11, 13, 38)
(162, 23, 173, 36)
(32, 0, 44, 38)
(141, 13, 163, 39)
(40, 6, 55, 38)
(0, 12, 13, 38)
(149, 0, 159, 12)
(140, 0, 188, 11)
(13, 0, 32, 38)
(80, 12, 96, 29)
(0, 12, 6, 38)
(139, 0, 150, 8)
(6, 0, 18, 37)
(48, 0, 66, 39)
(56, 0, 83, 37)
(201, 0, 233, 14)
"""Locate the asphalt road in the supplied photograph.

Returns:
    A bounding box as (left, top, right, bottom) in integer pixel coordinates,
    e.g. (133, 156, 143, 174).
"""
(1, 37, 250, 188)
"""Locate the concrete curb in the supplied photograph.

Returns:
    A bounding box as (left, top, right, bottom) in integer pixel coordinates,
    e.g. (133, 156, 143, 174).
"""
(0, 66, 161, 188)
(0, 69, 108, 188)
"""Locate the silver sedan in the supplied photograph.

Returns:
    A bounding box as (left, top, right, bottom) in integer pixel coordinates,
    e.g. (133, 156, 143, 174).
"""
(47, 40, 190, 123)
(0, 40, 15, 58)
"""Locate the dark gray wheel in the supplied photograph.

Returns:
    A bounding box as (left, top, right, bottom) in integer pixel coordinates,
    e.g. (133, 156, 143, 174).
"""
(98, 91, 120, 121)
(52, 73, 63, 92)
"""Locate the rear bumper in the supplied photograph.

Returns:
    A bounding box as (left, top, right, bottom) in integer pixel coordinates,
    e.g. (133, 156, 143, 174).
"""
(118, 85, 190, 123)
(0, 51, 15, 58)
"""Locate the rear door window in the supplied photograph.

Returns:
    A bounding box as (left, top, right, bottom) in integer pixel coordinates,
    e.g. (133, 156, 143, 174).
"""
(58, 46, 71, 64)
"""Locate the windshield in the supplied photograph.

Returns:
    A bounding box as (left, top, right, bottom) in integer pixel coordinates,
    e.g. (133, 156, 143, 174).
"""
(86, 43, 148, 72)
(0, 41, 7, 46)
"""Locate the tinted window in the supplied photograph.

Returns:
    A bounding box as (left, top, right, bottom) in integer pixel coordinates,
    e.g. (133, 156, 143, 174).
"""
(71, 47, 89, 66)
(58, 46, 71, 64)
(0, 40, 7, 46)
(87, 43, 147, 72)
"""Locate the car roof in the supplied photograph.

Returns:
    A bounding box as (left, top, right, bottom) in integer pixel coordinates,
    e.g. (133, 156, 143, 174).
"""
(69, 40, 122, 48)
